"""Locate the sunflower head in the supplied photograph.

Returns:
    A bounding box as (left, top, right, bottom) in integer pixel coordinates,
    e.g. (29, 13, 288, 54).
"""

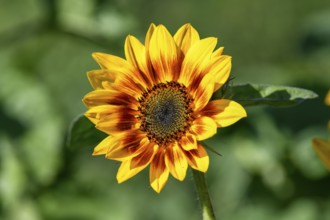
(83, 23, 247, 193)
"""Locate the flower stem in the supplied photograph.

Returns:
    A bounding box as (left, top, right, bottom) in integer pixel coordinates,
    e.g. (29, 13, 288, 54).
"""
(191, 169, 216, 220)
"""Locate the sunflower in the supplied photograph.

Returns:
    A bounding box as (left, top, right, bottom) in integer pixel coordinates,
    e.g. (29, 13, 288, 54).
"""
(83, 23, 247, 193)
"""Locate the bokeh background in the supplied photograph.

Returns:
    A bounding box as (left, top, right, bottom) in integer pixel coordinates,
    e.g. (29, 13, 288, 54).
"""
(1, 0, 330, 219)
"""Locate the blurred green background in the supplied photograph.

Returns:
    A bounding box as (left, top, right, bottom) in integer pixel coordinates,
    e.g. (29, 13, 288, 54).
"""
(1, 0, 330, 219)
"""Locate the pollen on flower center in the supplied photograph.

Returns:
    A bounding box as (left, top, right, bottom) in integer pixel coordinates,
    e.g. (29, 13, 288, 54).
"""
(138, 81, 194, 146)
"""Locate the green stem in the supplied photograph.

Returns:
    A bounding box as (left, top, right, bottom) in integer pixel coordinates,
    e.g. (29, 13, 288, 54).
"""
(192, 169, 216, 220)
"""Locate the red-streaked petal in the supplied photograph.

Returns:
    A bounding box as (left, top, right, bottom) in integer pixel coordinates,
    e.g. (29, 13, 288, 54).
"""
(174, 23, 200, 55)
(124, 35, 153, 87)
(193, 73, 215, 112)
(178, 37, 217, 87)
(85, 105, 135, 124)
(191, 116, 217, 141)
(92, 135, 118, 156)
(165, 143, 188, 181)
(149, 25, 181, 82)
(82, 89, 138, 108)
(106, 131, 146, 161)
(92, 52, 148, 90)
(116, 142, 158, 183)
(183, 143, 209, 172)
(113, 73, 145, 99)
(149, 148, 169, 193)
(201, 99, 247, 127)
(96, 111, 137, 134)
(145, 23, 157, 83)
(179, 134, 198, 151)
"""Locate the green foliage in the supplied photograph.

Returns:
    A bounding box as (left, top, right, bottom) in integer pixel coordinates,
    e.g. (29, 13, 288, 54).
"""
(222, 83, 318, 107)
(66, 114, 107, 150)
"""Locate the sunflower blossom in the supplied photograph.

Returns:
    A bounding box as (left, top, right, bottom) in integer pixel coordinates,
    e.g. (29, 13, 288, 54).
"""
(83, 24, 247, 193)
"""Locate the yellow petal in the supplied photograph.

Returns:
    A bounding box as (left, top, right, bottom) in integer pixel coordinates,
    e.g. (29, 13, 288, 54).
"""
(92, 52, 147, 89)
(150, 149, 169, 193)
(117, 142, 158, 183)
(193, 73, 215, 112)
(174, 23, 200, 54)
(201, 99, 247, 127)
(149, 25, 181, 82)
(183, 144, 209, 172)
(191, 116, 217, 141)
(145, 23, 156, 50)
(208, 55, 232, 92)
(92, 52, 134, 73)
(144, 23, 157, 83)
(165, 143, 188, 181)
(87, 69, 115, 89)
(82, 90, 113, 107)
(312, 138, 330, 171)
(179, 134, 198, 151)
(93, 135, 117, 156)
(325, 90, 330, 106)
(211, 47, 224, 59)
(178, 37, 217, 87)
(124, 35, 153, 87)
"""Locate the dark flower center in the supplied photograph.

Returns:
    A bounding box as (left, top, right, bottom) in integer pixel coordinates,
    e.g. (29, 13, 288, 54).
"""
(138, 81, 194, 145)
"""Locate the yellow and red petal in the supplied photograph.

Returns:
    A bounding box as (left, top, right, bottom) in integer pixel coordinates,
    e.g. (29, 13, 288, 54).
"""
(85, 105, 133, 124)
(113, 74, 145, 99)
(124, 35, 153, 87)
(106, 131, 146, 161)
(191, 116, 217, 141)
(144, 23, 157, 82)
(165, 143, 188, 181)
(83, 87, 139, 109)
(174, 23, 200, 55)
(149, 25, 181, 82)
(150, 148, 170, 193)
(83, 90, 113, 107)
(207, 55, 232, 92)
(193, 73, 215, 112)
(183, 143, 209, 172)
(201, 99, 247, 127)
(92, 135, 118, 156)
(179, 133, 198, 151)
(116, 142, 158, 183)
(178, 37, 217, 87)
(92, 52, 148, 89)
(96, 111, 137, 134)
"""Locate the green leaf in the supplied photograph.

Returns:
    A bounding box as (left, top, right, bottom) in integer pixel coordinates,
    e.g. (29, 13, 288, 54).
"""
(215, 83, 318, 107)
(66, 114, 107, 150)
